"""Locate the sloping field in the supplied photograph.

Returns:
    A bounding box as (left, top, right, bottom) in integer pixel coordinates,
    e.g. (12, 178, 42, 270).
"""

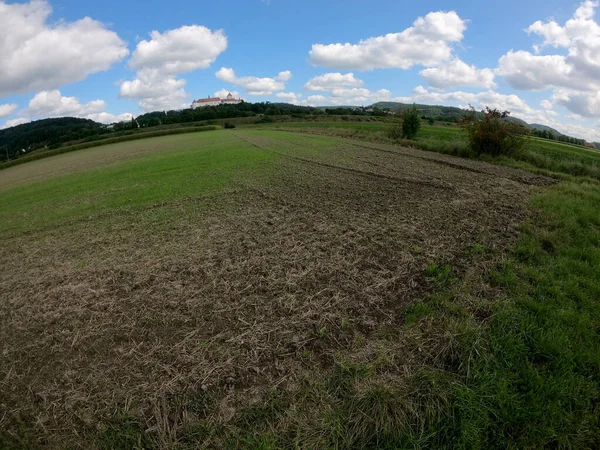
(1, 130, 553, 448)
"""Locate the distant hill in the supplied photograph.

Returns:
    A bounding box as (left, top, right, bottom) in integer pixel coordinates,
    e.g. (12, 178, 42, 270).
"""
(370, 102, 580, 141)
(529, 123, 564, 136)
(372, 102, 470, 121)
(0, 117, 107, 160)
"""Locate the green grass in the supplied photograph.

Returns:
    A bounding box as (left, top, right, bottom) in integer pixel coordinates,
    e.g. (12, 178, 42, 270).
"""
(2, 126, 599, 448)
(0, 131, 275, 234)
(249, 122, 600, 447)
(0, 125, 222, 171)
(431, 179, 600, 448)
(270, 120, 600, 180)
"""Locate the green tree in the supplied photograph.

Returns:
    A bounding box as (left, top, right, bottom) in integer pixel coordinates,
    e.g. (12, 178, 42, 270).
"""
(460, 106, 528, 157)
(402, 104, 421, 139)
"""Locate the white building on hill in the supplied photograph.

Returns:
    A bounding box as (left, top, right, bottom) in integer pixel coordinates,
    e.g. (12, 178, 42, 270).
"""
(191, 93, 242, 109)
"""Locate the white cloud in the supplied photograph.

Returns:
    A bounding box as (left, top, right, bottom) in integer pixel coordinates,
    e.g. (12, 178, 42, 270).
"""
(214, 89, 241, 99)
(129, 26, 227, 78)
(309, 11, 467, 70)
(552, 88, 600, 117)
(526, 20, 570, 48)
(275, 92, 303, 104)
(497, 51, 575, 91)
(28, 90, 106, 118)
(0, 117, 30, 130)
(0, 103, 18, 118)
(0, 0, 128, 97)
(304, 94, 328, 106)
(296, 88, 391, 106)
(87, 112, 134, 124)
(395, 86, 536, 115)
(420, 59, 496, 89)
(329, 88, 391, 105)
(23, 90, 132, 124)
(120, 25, 227, 112)
(541, 100, 553, 109)
(497, 1, 600, 118)
(568, 113, 583, 119)
(120, 77, 188, 111)
(304, 73, 364, 91)
(216, 67, 292, 95)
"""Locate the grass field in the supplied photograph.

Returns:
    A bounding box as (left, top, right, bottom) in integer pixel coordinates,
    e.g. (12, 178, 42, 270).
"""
(1, 128, 599, 448)
(268, 121, 600, 180)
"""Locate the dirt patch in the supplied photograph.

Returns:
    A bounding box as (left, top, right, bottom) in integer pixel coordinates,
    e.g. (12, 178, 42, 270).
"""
(0, 131, 551, 448)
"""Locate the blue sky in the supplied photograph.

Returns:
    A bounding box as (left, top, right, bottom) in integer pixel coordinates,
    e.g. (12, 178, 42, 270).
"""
(1, 0, 600, 140)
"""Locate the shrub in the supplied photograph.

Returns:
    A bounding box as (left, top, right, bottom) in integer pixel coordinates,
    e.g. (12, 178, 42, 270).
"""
(401, 104, 422, 139)
(388, 105, 421, 140)
(387, 123, 404, 140)
(224, 122, 236, 129)
(460, 106, 528, 157)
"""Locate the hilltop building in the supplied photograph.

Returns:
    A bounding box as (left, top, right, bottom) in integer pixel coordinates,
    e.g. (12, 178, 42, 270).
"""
(191, 93, 242, 109)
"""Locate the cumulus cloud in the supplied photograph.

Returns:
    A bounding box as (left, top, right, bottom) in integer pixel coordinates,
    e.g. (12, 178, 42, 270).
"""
(216, 68, 292, 95)
(304, 73, 364, 91)
(120, 25, 228, 111)
(86, 112, 133, 124)
(552, 88, 600, 117)
(541, 100, 553, 109)
(497, 51, 574, 91)
(0, 117, 30, 130)
(20, 90, 132, 124)
(0, 103, 18, 118)
(497, 1, 600, 116)
(329, 88, 391, 105)
(419, 59, 496, 89)
(129, 26, 227, 78)
(309, 11, 466, 70)
(0, 0, 128, 97)
(275, 92, 303, 104)
(120, 77, 188, 111)
(295, 88, 391, 106)
(304, 95, 328, 106)
(395, 86, 536, 115)
(28, 90, 106, 118)
(214, 89, 241, 99)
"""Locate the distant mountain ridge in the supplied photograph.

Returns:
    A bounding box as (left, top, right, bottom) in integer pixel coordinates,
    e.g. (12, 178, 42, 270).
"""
(369, 101, 564, 136)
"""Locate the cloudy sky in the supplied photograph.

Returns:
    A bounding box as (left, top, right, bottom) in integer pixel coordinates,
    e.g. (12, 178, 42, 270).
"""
(2, 0, 600, 140)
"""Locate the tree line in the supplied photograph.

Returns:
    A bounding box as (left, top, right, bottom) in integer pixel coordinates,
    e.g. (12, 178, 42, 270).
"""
(531, 128, 586, 146)
(0, 118, 107, 161)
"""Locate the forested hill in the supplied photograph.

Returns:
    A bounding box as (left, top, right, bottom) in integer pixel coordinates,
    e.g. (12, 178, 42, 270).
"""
(373, 102, 475, 122)
(0, 117, 106, 160)
(135, 101, 314, 126)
